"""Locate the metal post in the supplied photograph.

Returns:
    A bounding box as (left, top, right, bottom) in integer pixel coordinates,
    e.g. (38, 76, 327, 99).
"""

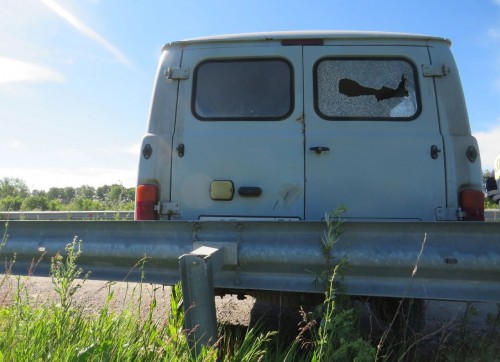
(179, 246, 225, 354)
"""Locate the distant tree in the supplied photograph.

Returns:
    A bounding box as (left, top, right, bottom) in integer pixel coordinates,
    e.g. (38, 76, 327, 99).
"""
(96, 185, 111, 204)
(0, 178, 30, 198)
(47, 187, 76, 204)
(31, 189, 47, 197)
(76, 185, 96, 200)
(127, 187, 135, 202)
(0, 196, 23, 211)
(47, 187, 63, 201)
(105, 184, 135, 210)
(67, 197, 105, 211)
(108, 184, 124, 205)
(63, 187, 77, 204)
(48, 199, 63, 211)
(20, 196, 49, 211)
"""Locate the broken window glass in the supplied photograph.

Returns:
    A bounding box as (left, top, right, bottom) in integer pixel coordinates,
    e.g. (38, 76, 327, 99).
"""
(315, 59, 419, 120)
(193, 59, 292, 120)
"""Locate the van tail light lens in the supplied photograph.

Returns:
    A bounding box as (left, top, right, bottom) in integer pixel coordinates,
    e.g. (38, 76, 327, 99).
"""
(459, 190, 484, 221)
(135, 184, 158, 220)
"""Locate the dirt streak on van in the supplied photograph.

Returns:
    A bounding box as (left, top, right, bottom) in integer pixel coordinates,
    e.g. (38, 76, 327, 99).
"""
(135, 31, 484, 222)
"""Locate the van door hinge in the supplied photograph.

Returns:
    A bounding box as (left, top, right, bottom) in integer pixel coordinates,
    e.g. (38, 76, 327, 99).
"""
(161, 201, 181, 215)
(165, 67, 189, 80)
(423, 64, 450, 77)
(436, 207, 462, 221)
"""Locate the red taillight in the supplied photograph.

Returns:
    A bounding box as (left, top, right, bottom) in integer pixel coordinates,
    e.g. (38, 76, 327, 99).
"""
(135, 184, 158, 220)
(460, 190, 485, 221)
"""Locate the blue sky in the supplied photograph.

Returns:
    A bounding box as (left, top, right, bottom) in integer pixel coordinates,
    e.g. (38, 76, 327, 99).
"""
(1, 0, 499, 190)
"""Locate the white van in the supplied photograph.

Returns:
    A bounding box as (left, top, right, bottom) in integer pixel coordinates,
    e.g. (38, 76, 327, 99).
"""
(135, 31, 484, 222)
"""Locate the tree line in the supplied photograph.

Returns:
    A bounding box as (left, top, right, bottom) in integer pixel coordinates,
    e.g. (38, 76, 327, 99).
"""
(0, 178, 135, 212)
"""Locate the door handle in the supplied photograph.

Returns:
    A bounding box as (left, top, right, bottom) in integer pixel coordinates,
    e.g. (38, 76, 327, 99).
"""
(430, 144, 441, 159)
(309, 146, 330, 154)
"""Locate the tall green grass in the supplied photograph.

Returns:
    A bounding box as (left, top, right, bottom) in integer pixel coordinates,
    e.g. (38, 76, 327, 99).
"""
(0, 242, 192, 361)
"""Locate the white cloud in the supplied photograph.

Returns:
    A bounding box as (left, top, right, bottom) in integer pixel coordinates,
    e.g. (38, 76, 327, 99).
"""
(122, 143, 141, 156)
(0, 57, 64, 84)
(41, 0, 130, 66)
(474, 122, 500, 171)
(8, 140, 23, 149)
(89, 143, 141, 158)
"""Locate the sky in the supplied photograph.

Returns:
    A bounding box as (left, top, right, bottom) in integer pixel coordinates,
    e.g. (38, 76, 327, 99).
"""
(1, 0, 500, 191)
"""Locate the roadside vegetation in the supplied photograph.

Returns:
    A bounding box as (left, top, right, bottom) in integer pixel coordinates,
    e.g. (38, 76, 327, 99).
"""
(0, 177, 134, 212)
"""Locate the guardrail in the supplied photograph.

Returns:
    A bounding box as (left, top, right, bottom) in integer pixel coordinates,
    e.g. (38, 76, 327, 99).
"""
(2, 209, 498, 221)
(2, 219, 499, 350)
(2, 220, 499, 302)
(1, 211, 133, 220)
(486, 208, 499, 221)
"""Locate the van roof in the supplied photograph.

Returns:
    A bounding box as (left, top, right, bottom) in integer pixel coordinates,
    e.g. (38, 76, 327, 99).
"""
(164, 31, 451, 49)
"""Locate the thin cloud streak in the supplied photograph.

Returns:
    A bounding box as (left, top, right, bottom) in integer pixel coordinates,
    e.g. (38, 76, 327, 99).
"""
(41, 0, 130, 65)
(0, 56, 64, 83)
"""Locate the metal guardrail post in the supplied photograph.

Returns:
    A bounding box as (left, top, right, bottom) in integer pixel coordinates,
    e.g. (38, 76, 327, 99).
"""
(179, 246, 225, 354)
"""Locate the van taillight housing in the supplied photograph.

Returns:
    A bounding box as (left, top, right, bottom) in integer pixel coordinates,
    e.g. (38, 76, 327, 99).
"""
(459, 190, 484, 221)
(135, 184, 158, 220)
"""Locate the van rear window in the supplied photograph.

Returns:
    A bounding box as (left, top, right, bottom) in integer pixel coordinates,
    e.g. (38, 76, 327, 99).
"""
(193, 59, 293, 120)
(314, 58, 420, 120)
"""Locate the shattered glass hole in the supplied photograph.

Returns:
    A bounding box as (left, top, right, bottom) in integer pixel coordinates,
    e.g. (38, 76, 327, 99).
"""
(316, 59, 419, 119)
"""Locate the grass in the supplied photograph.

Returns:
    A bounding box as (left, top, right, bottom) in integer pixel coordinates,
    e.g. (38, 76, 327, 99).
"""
(0, 266, 371, 361)
(2, 275, 498, 362)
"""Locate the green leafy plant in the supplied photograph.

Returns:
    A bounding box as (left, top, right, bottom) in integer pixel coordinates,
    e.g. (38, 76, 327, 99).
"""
(50, 236, 90, 310)
(311, 207, 375, 361)
(311, 264, 375, 362)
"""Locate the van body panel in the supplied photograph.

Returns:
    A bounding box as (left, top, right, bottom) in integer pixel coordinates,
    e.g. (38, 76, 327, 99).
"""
(136, 32, 483, 222)
(170, 46, 305, 220)
(136, 49, 182, 205)
(426, 45, 483, 209)
(303, 46, 445, 220)
(168, 31, 451, 48)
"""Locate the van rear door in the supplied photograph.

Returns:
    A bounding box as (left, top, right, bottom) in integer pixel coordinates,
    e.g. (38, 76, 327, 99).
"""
(303, 46, 446, 220)
(170, 46, 304, 220)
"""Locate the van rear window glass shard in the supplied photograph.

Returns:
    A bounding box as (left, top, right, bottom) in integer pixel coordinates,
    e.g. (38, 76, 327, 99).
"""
(315, 58, 420, 120)
(193, 59, 293, 120)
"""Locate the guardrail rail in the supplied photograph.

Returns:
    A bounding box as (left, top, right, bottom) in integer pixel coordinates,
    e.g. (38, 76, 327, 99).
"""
(2, 209, 498, 221)
(1, 219, 499, 350)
